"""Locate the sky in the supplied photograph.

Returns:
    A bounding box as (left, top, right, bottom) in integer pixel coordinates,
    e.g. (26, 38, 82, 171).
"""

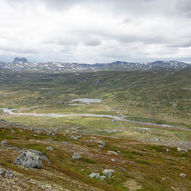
(0, 0, 191, 63)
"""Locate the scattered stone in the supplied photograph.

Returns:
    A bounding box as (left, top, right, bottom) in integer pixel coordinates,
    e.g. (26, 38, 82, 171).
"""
(89, 172, 100, 179)
(72, 152, 81, 160)
(111, 158, 116, 162)
(70, 135, 81, 140)
(166, 149, 169, 152)
(47, 131, 56, 137)
(177, 147, 188, 152)
(0, 168, 14, 178)
(162, 177, 166, 181)
(100, 175, 106, 181)
(98, 140, 105, 149)
(107, 151, 118, 155)
(5, 171, 14, 178)
(0, 168, 5, 175)
(103, 169, 115, 178)
(180, 173, 186, 178)
(46, 146, 54, 151)
(1, 140, 8, 145)
(10, 129, 16, 133)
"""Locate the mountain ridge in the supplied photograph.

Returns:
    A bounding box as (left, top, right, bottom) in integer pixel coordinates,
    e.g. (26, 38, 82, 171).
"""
(0, 58, 190, 73)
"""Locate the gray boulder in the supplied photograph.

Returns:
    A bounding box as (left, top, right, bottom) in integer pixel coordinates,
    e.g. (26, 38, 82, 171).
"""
(14, 150, 43, 169)
(14, 149, 50, 168)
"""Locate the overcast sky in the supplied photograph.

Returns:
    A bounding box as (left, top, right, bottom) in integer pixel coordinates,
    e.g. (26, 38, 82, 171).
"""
(1, 0, 191, 63)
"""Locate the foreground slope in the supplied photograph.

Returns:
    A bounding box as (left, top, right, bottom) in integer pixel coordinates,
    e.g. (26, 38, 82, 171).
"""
(0, 120, 191, 191)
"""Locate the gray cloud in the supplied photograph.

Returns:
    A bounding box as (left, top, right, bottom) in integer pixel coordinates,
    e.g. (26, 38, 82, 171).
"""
(1, 0, 191, 63)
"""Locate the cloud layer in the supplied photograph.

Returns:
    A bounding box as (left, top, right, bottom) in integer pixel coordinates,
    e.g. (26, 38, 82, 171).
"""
(0, 0, 191, 63)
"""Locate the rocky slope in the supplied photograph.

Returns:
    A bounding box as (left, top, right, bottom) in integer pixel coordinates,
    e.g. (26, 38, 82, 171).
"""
(0, 119, 191, 191)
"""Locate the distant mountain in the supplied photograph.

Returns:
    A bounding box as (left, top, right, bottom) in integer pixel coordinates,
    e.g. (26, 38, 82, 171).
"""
(0, 58, 190, 73)
(13, 57, 28, 64)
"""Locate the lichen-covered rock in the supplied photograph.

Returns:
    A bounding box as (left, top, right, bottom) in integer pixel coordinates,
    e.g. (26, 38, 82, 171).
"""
(14, 150, 43, 168)
(14, 149, 50, 168)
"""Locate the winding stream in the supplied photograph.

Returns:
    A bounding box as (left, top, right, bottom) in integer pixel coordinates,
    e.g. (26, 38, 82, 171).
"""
(0, 108, 179, 129)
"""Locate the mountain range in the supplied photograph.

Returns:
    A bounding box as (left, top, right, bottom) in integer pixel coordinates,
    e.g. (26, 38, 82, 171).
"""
(0, 57, 190, 73)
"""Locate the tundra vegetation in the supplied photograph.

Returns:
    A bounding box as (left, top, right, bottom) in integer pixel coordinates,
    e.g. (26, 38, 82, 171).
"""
(0, 69, 191, 190)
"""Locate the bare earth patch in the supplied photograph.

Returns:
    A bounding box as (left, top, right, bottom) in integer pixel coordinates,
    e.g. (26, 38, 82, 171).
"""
(123, 179, 142, 191)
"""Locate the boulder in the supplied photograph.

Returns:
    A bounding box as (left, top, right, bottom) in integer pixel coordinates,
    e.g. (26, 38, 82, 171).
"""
(14, 149, 50, 168)
(14, 150, 43, 169)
